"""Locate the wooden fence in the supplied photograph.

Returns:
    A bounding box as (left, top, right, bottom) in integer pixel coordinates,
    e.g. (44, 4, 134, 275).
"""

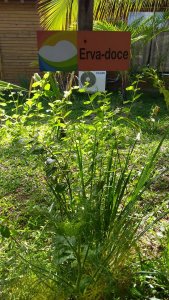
(132, 32, 169, 73)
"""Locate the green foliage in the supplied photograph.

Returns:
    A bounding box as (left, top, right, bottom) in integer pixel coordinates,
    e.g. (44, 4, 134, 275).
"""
(94, 12, 169, 45)
(0, 225, 10, 238)
(132, 228, 169, 299)
(0, 72, 61, 128)
(11, 92, 168, 298)
(0, 74, 168, 299)
(143, 68, 169, 110)
(37, 0, 168, 30)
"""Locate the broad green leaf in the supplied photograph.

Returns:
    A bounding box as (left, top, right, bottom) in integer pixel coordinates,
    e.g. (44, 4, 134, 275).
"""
(126, 86, 134, 91)
(44, 83, 51, 91)
(26, 99, 33, 107)
(0, 225, 10, 238)
(32, 81, 41, 88)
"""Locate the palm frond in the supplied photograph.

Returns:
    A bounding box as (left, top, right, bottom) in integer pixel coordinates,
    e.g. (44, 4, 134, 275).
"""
(38, 0, 78, 30)
(37, 0, 168, 30)
(94, 10, 169, 45)
(94, 0, 169, 22)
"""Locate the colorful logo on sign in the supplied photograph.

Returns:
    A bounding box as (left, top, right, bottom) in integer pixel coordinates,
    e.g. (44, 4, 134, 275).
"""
(37, 31, 131, 71)
(37, 31, 77, 71)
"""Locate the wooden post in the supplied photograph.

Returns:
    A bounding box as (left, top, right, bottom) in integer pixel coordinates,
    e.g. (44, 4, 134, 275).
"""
(78, 0, 94, 31)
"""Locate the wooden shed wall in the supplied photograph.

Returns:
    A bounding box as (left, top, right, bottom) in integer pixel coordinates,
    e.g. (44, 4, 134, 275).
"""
(0, 0, 40, 84)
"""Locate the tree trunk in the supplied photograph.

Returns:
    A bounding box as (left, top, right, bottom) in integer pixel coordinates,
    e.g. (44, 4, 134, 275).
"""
(78, 0, 94, 31)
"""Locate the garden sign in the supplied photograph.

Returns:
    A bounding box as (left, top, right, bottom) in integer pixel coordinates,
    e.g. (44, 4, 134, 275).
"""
(37, 31, 131, 71)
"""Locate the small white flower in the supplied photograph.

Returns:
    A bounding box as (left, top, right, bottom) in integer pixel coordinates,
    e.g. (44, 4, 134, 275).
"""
(64, 90, 72, 98)
(46, 158, 56, 164)
(136, 132, 141, 141)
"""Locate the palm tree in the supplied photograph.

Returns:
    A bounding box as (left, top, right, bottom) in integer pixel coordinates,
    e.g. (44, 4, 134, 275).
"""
(37, 0, 168, 31)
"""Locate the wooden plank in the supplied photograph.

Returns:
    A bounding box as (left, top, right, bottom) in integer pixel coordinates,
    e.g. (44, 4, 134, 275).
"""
(150, 32, 169, 72)
(0, 48, 38, 53)
(2, 46, 37, 51)
(0, 40, 37, 45)
(1, 51, 38, 55)
(1, 22, 38, 31)
(0, 34, 37, 37)
(0, 12, 38, 17)
(4, 70, 39, 74)
(0, 28, 38, 31)
(0, 40, 37, 44)
(0, 20, 39, 24)
(3, 69, 38, 73)
(2, 60, 38, 64)
(0, 7, 36, 12)
(3, 58, 37, 63)
(0, 48, 3, 80)
(0, 33, 38, 37)
(0, 14, 38, 17)
(0, 17, 39, 21)
(0, 4, 36, 9)
(2, 61, 38, 66)
(3, 75, 37, 79)
(2, 51, 37, 55)
(1, 47, 37, 51)
(0, 38, 37, 42)
(0, 49, 37, 54)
